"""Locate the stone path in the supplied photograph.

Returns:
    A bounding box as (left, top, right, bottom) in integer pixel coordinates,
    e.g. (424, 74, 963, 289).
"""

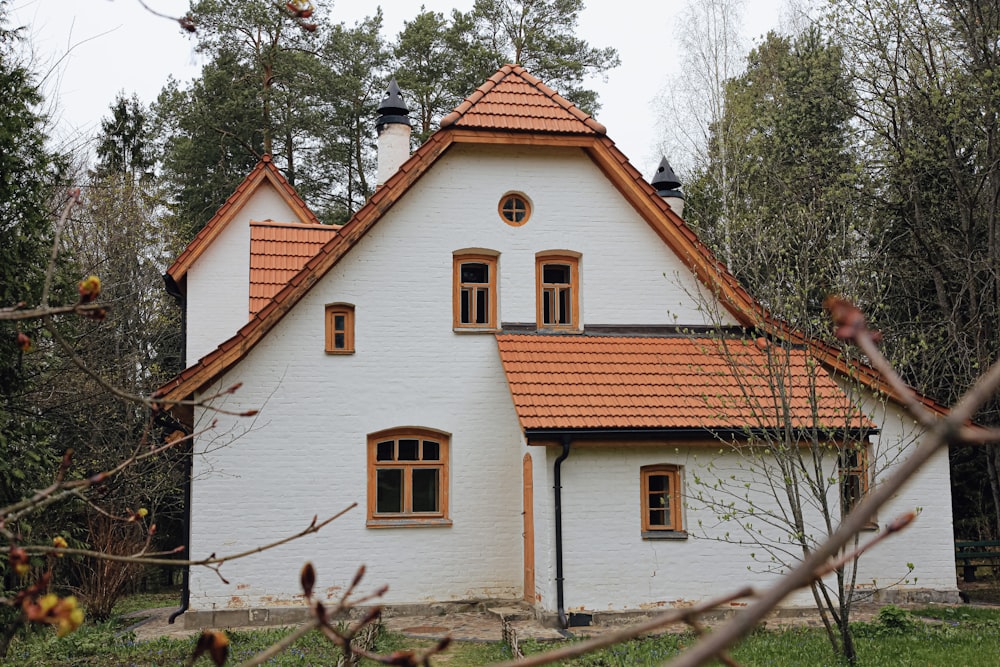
(126, 602, 887, 645)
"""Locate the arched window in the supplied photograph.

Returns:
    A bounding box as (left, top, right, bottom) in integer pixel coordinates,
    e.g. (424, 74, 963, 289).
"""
(325, 303, 355, 354)
(367, 428, 451, 527)
(536, 253, 580, 330)
(453, 251, 498, 330)
(641, 464, 685, 538)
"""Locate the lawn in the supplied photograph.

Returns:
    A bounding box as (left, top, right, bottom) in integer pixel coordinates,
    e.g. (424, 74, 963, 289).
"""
(5, 597, 1000, 666)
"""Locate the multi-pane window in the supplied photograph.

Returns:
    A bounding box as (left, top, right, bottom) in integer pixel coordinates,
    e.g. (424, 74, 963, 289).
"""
(367, 428, 450, 526)
(499, 193, 531, 226)
(839, 445, 869, 517)
(453, 253, 498, 330)
(536, 254, 580, 330)
(641, 465, 683, 534)
(325, 303, 354, 354)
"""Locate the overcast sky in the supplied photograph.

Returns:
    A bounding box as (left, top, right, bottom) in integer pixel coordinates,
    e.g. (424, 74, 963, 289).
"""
(10, 0, 785, 177)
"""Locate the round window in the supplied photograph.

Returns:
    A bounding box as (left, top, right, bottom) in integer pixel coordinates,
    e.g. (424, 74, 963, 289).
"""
(498, 192, 531, 226)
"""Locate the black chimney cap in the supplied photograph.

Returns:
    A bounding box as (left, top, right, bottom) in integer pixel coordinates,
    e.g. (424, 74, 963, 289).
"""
(377, 78, 411, 130)
(651, 157, 682, 193)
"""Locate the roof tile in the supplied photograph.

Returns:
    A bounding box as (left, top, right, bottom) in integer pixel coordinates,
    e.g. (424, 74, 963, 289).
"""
(249, 220, 338, 316)
(496, 334, 872, 433)
(440, 64, 606, 135)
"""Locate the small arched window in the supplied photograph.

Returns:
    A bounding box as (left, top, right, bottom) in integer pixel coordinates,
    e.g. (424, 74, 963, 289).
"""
(325, 303, 355, 354)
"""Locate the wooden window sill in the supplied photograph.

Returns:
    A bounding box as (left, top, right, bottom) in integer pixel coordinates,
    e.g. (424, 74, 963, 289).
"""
(366, 518, 453, 529)
(325, 350, 355, 355)
(642, 530, 688, 541)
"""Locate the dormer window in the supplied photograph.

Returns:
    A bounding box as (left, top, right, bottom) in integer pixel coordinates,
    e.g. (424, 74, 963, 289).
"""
(453, 251, 498, 331)
(536, 253, 580, 331)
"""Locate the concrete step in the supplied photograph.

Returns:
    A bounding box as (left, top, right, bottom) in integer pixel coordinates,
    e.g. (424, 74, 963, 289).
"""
(486, 604, 535, 622)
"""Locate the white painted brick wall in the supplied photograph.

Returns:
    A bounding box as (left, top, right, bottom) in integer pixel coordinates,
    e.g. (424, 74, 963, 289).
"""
(186, 184, 305, 364)
(186, 144, 952, 613)
(530, 409, 956, 613)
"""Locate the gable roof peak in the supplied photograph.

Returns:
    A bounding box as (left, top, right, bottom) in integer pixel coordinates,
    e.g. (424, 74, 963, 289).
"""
(165, 153, 323, 283)
(439, 64, 607, 135)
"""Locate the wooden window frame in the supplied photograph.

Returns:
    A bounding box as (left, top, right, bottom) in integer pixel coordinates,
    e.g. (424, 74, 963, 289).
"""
(498, 192, 531, 226)
(839, 443, 871, 522)
(453, 253, 498, 331)
(641, 464, 686, 539)
(535, 253, 580, 331)
(367, 428, 451, 528)
(325, 303, 355, 354)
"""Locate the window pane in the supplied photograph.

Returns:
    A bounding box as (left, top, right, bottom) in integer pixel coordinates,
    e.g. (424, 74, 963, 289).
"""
(462, 263, 488, 283)
(461, 288, 472, 323)
(558, 288, 570, 324)
(842, 474, 862, 513)
(648, 474, 667, 494)
(376, 441, 394, 461)
(412, 469, 439, 512)
(376, 469, 403, 513)
(842, 450, 860, 469)
(543, 289, 553, 324)
(398, 439, 419, 461)
(649, 509, 666, 526)
(476, 289, 488, 324)
(334, 314, 345, 331)
(334, 332, 345, 348)
(543, 264, 570, 284)
(422, 441, 440, 461)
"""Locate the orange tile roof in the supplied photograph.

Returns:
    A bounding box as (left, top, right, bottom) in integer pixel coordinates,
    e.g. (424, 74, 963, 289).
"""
(249, 220, 339, 316)
(496, 334, 873, 433)
(167, 155, 323, 284)
(440, 64, 606, 135)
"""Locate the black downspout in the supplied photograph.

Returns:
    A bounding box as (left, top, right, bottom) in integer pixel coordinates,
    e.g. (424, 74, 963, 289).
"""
(163, 273, 190, 625)
(553, 435, 572, 629)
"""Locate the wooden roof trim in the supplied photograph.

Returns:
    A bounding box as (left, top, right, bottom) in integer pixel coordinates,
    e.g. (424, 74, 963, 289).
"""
(167, 156, 323, 282)
(159, 132, 456, 401)
(250, 219, 342, 231)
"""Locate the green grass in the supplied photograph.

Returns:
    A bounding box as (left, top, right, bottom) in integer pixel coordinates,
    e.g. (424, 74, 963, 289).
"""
(7, 600, 1000, 666)
(111, 591, 180, 617)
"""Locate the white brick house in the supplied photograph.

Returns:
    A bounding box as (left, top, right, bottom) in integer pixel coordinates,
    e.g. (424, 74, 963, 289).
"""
(161, 65, 959, 628)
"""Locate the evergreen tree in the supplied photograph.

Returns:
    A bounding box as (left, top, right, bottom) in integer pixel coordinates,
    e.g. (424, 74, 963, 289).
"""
(688, 28, 876, 330)
(393, 9, 485, 142)
(466, 0, 620, 113)
(0, 5, 68, 508)
(311, 12, 390, 222)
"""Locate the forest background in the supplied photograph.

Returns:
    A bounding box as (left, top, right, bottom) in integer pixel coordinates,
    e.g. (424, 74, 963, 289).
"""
(2, 0, 999, 634)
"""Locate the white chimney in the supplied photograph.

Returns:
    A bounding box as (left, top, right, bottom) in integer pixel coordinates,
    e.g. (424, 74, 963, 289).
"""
(651, 157, 685, 218)
(376, 79, 412, 187)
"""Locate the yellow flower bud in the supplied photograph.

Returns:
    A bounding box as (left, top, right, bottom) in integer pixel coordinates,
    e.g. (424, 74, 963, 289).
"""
(137, 508, 149, 518)
(78, 275, 101, 303)
(39, 594, 59, 614)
